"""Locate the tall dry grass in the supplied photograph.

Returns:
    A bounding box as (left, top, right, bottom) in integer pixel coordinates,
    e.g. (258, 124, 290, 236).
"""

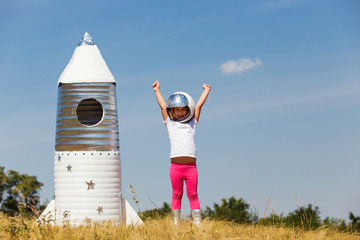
(0, 213, 359, 240)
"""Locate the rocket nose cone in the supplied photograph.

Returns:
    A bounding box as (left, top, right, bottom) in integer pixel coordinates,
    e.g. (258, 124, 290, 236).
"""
(57, 32, 116, 86)
(78, 32, 95, 46)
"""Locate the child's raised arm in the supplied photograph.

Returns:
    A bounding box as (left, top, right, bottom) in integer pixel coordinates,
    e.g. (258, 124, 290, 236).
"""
(194, 83, 211, 121)
(152, 80, 168, 121)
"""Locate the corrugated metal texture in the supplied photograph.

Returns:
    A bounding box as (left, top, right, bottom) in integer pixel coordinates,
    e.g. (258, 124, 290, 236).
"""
(54, 151, 122, 224)
(56, 83, 119, 151)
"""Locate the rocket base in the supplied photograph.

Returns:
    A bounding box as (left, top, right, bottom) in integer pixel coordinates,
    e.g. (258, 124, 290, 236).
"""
(37, 198, 143, 226)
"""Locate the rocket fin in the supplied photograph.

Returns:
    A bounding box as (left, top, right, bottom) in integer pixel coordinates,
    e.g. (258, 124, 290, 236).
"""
(37, 200, 56, 224)
(122, 198, 144, 225)
(37, 199, 144, 226)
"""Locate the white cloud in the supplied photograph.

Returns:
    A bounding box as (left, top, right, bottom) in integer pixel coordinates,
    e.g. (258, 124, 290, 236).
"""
(220, 58, 263, 74)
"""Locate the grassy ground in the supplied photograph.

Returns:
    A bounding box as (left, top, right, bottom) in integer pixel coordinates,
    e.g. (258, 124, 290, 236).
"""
(0, 213, 359, 240)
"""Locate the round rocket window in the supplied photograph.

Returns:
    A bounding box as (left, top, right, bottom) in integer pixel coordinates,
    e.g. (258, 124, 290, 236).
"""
(76, 98, 104, 126)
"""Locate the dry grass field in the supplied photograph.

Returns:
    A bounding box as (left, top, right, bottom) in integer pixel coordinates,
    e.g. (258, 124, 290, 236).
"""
(1, 213, 359, 240)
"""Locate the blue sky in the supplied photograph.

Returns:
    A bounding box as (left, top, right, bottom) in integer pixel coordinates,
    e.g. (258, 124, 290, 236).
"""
(0, 0, 359, 220)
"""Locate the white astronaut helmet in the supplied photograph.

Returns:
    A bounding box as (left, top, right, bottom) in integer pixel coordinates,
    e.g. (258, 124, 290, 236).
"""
(166, 92, 195, 123)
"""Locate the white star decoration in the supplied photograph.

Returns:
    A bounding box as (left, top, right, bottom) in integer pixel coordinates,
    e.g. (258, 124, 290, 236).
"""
(66, 164, 72, 172)
(97, 206, 103, 214)
(86, 180, 95, 190)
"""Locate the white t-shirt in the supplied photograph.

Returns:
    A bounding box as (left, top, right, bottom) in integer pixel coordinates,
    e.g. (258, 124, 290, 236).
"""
(164, 117, 198, 159)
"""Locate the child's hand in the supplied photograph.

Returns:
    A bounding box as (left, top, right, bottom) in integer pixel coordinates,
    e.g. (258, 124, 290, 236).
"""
(152, 80, 160, 91)
(203, 83, 211, 91)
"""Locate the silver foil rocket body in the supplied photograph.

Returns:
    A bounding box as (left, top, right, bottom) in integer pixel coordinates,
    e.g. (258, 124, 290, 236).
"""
(56, 82, 119, 152)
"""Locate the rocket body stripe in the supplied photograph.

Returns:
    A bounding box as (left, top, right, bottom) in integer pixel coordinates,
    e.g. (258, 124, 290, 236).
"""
(56, 82, 119, 152)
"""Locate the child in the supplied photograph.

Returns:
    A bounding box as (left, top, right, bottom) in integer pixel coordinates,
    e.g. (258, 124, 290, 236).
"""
(152, 80, 211, 225)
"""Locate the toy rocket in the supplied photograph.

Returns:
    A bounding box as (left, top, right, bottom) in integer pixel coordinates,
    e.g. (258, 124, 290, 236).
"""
(39, 32, 142, 225)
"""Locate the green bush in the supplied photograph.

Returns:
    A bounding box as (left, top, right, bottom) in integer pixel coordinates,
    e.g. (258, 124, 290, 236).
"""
(259, 204, 321, 230)
(204, 196, 256, 224)
(139, 202, 171, 221)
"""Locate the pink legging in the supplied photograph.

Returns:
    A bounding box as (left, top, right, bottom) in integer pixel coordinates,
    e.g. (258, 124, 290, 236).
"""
(170, 162, 200, 210)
